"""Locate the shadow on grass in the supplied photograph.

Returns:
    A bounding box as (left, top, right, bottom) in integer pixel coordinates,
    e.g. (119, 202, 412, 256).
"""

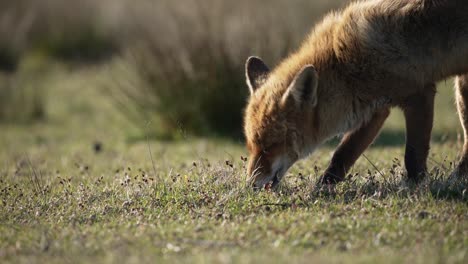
(303, 176, 467, 204)
(277, 161, 466, 204)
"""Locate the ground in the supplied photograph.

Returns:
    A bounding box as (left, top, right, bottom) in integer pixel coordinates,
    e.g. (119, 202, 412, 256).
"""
(0, 66, 466, 263)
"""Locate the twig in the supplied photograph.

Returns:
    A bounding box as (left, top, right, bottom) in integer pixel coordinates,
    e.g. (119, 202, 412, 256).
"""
(25, 153, 45, 196)
(362, 153, 385, 179)
(146, 122, 158, 181)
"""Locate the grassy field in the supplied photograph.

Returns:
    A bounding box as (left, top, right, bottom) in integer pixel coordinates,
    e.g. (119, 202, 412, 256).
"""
(0, 63, 467, 263)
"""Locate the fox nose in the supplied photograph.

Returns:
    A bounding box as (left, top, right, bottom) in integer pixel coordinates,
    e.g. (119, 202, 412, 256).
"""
(252, 180, 263, 190)
(250, 168, 283, 190)
(247, 154, 286, 189)
(251, 175, 268, 190)
(248, 169, 267, 189)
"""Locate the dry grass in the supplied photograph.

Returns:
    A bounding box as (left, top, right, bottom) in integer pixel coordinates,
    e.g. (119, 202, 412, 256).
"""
(0, 0, 346, 129)
(0, 134, 466, 263)
(111, 0, 346, 138)
(0, 0, 122, 122)
(0, 55, 51, 123)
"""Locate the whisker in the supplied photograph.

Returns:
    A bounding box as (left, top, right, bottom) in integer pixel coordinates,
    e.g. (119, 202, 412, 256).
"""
(247, 166, 263, 183)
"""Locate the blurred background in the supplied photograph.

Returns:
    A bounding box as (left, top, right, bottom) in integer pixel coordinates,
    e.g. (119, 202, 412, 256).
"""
(0, 0, 461, 148)
(1, 2, 465, 261)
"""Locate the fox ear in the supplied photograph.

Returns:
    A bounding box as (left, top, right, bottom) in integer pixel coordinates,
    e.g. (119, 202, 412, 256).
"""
(245, 56, 270, 94)
(282, 65, 318, 107)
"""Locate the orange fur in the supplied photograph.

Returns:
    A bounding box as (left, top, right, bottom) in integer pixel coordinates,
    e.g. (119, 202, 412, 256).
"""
(244, 0, 468, 188)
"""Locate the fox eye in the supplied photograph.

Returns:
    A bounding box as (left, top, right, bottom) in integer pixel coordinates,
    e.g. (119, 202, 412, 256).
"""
(261, 144, 277, 156)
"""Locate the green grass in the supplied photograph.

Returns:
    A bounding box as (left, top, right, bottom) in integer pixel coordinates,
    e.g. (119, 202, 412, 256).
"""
(0, 67, 467, 263)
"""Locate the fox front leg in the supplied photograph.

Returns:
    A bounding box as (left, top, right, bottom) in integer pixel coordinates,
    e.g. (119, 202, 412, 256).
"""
(321, 108, 390, 184)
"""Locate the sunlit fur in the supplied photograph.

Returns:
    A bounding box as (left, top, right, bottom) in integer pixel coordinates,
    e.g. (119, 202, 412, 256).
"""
(244, 0, 468, 187)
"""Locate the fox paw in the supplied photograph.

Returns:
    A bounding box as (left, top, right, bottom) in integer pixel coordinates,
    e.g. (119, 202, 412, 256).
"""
(319, 173, 344, 185)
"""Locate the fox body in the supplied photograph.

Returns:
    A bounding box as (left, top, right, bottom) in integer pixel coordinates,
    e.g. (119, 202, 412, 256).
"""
(244, 0, 468, 188)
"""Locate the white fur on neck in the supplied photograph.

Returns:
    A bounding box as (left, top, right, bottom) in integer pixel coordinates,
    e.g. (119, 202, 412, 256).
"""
(336, 97, 390, 135)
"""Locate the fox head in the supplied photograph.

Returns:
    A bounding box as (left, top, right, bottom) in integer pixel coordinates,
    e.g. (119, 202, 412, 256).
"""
(244, 56, 321, 189)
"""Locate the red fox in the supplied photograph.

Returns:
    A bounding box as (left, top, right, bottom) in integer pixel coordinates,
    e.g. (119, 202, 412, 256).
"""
(243, 0, 468, 188)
